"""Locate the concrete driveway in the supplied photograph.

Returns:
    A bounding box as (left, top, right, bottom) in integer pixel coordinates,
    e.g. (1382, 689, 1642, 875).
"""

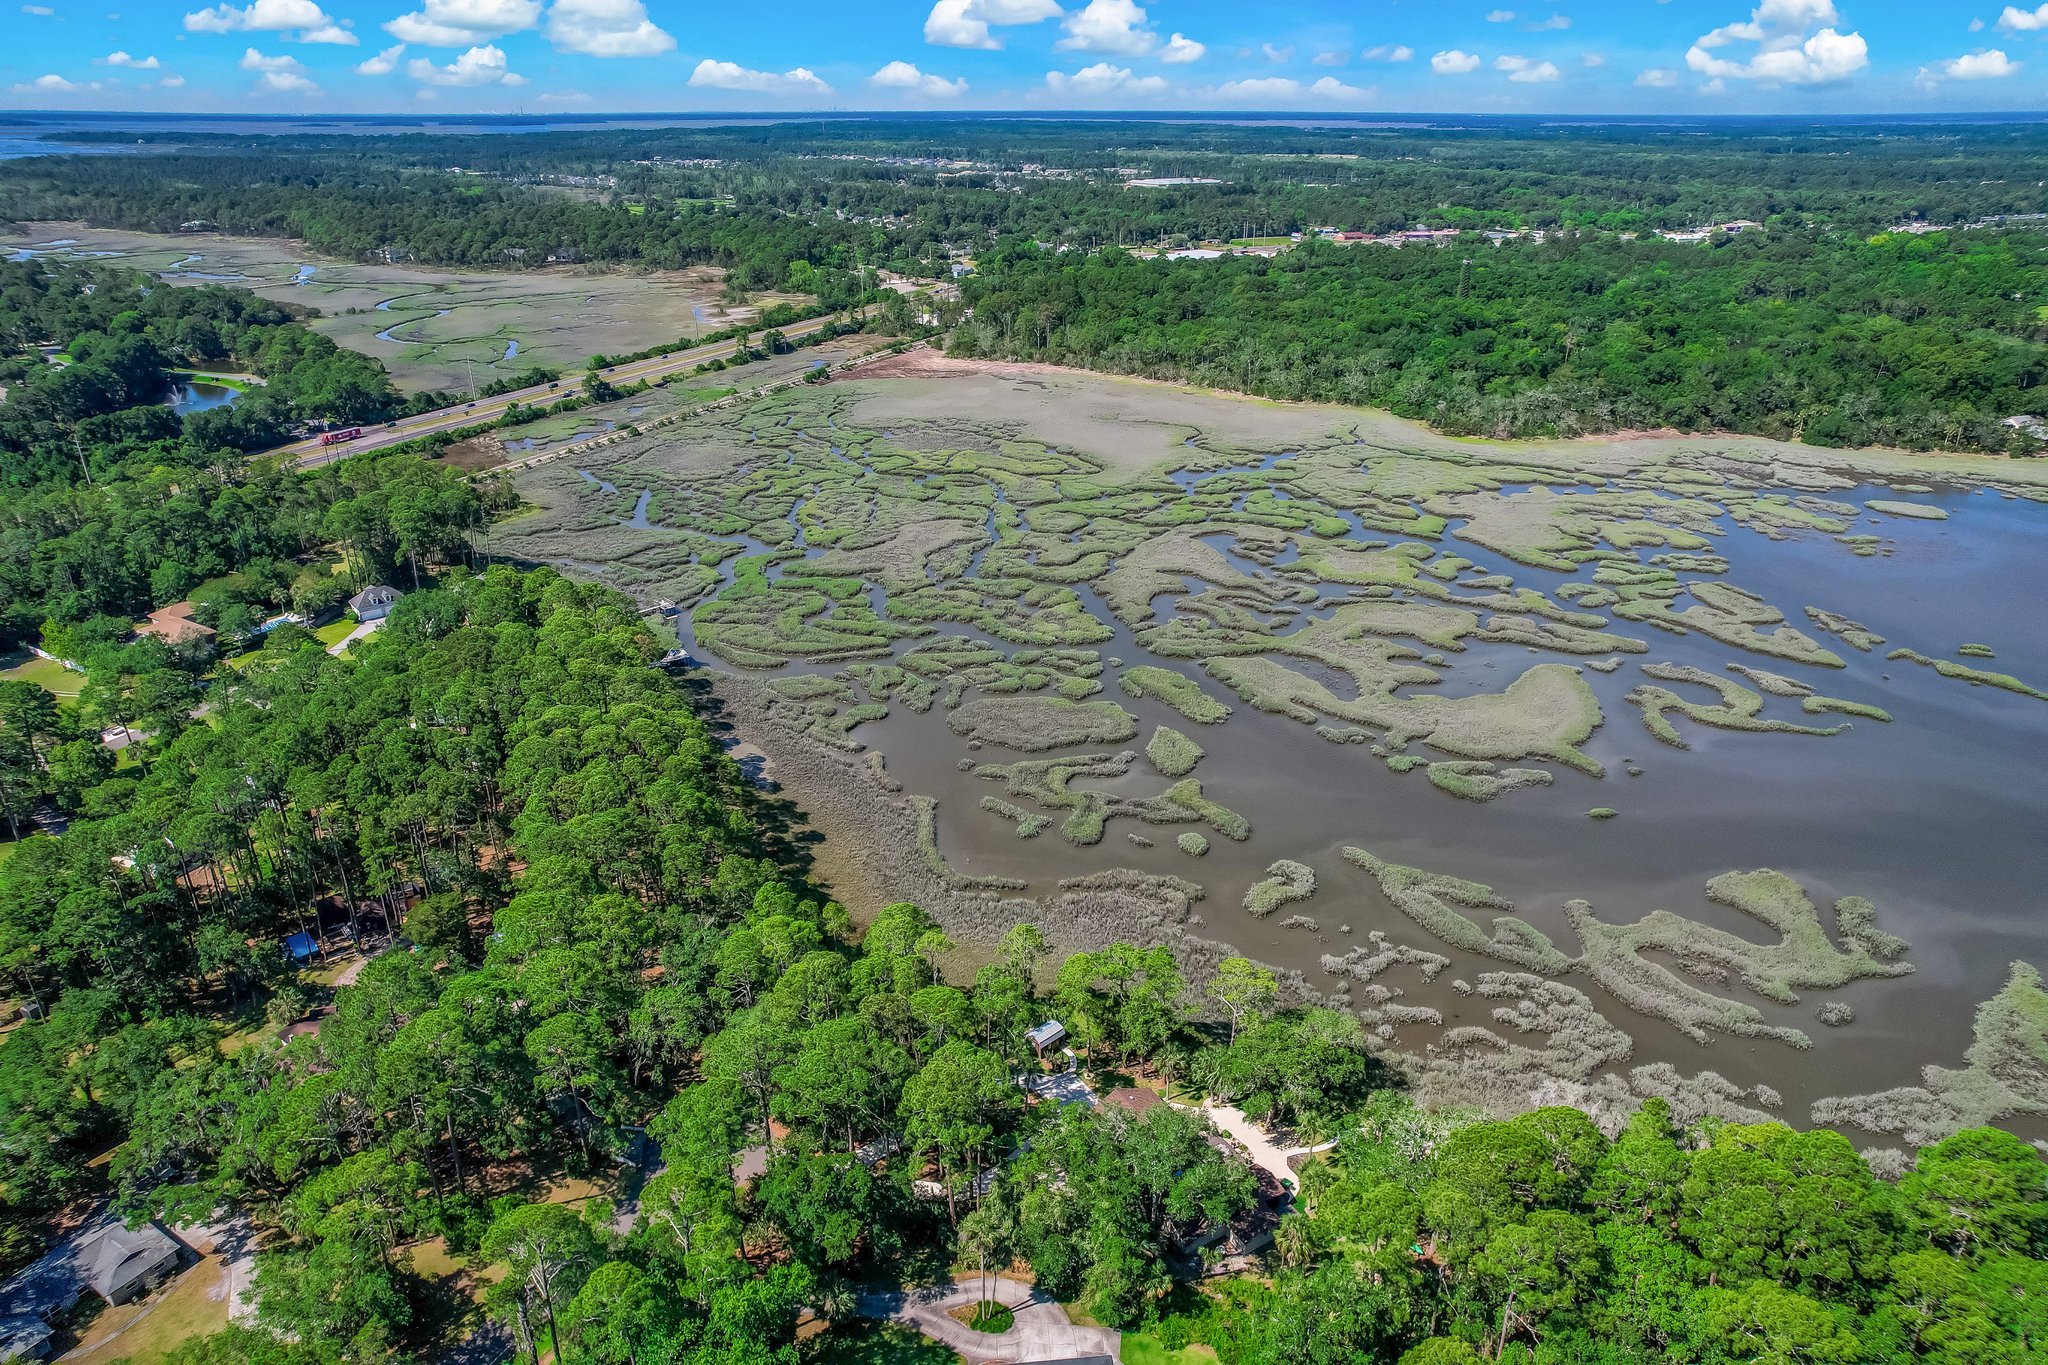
(855, 1275, 1120, 1364)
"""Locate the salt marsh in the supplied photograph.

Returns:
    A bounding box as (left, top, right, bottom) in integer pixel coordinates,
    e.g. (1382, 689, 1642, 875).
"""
(504, 358, 2048, 1138)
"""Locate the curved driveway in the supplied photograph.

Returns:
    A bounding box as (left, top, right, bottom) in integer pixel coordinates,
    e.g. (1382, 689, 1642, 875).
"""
(856, 1275, 1120, 1363)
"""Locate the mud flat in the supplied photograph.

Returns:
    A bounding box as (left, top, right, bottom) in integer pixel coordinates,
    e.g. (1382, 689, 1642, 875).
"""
(509, 362, 2048, 1134)
(1, 222, 810, 392)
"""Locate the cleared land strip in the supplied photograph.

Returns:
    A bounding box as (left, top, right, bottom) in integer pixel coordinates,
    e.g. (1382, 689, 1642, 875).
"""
(489, 341, 917, 477)
(278, 313, 838, 469)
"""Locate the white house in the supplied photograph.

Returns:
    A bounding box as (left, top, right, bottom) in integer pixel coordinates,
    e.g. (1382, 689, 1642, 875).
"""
(348, 585, 402, 623)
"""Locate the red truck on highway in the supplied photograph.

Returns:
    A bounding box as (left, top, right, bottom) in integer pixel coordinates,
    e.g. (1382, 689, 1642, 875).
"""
(318, 427, 364, 447)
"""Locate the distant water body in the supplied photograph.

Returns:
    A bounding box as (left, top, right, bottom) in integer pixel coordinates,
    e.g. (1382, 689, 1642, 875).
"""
(5, 111, 2048, 150)
(0, 133, 135, 160)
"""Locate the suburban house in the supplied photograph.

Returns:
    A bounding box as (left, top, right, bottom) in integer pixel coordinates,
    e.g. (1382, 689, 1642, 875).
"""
(81, 1223, 184, 1305)
(348, 585, 403, 622)
(1024, 1019, 1067, 1056)
(0, 1313, 52, 1361)
(135, 602, 215, 652)
(1101, 1087, 1164, 1119)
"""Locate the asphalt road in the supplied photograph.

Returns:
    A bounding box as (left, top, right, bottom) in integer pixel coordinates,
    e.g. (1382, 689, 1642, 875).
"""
(279, 314, 835, 469)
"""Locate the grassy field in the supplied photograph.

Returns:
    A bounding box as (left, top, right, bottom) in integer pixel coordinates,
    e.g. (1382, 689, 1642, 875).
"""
(1120, 1331, 1222, 1365)
(0, 651, 84, 702)
(312, 619, 358, 647)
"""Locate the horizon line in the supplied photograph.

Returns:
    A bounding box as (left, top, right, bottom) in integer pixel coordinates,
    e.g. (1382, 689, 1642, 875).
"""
(7, 107, 2048, 124)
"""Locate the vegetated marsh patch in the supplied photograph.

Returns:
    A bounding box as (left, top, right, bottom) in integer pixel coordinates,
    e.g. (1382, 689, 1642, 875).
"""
(1885, 647, 2048, 703)
(1121, 663, 1233, 722)
(946, 696, 1139, 751)
(1144, 723, 1207, 777)
(1345, 848, 1913, 1052)
(1813, 960, 2048, 1146)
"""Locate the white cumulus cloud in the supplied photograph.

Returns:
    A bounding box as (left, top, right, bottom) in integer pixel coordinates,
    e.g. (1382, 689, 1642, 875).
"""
(1307, 75, 1370, 99)
(1262, 43, 1294, 62)
(357, 43, 405, 74)
(1496, 53, 1561, 81)
(99, 51, 162, 68)
(240, 46, 302, 70)
(184, 0, 346, 41)
(13, 73, 78, 91)
(159, 74, 187, 87)
(1213, 76, 1301, 100)
(1524, 12, 1571, 29)
(1583, 52, 1606, 66)
(1056, 0, 1157, 56)
(1044, 61, 1168, 95)
(1486, 9, 1516, 20)
(241, 50, 320, 92)
(871, 59, 969, 96)
(1214, 75, 1371, 101)
(548, 0, 673, 57)
(1311, 50, 1349, 66)
(1635, 66, 1679, 86)
(688, 58, 831, 96)
(1160, 32, 1205, 63)
(409, 43, 524, 85)
(22, 5, 57, 14)
(1686, 0, 1868, 85)
(1361, 43, 1414, 62)
(1431, 48, 1481, 73)
(1997, 3, 2048, 29)
(1917, 48, 2020, 84)
(923, 0, 1062, 50)
(384, 0, 539, 46)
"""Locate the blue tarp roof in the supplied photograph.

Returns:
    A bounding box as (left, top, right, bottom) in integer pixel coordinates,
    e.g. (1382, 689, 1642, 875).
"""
(284, 932, 319, 961)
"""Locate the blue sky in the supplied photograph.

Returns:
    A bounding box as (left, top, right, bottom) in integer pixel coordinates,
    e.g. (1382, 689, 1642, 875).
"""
(3, 0, 2042, 114)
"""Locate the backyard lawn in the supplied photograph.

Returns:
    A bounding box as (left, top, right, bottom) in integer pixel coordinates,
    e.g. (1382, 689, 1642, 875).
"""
(1121, 1331, 1222, 1365)
(0, 651, 84, 702)
(62, 1253, 232, 1364)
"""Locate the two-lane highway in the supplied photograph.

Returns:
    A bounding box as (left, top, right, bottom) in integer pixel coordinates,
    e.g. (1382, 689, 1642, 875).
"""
(279, 313, 836, 468)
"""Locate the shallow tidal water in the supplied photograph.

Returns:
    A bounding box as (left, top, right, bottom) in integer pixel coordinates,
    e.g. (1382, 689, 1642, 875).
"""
(772, 478, 2037, 1122)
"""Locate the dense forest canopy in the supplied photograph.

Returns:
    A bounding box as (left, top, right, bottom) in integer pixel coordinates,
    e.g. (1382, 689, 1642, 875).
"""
(955, 229, 2048, 450)
(18, 117, 2048, 248)
(1, 153, 869, 295)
